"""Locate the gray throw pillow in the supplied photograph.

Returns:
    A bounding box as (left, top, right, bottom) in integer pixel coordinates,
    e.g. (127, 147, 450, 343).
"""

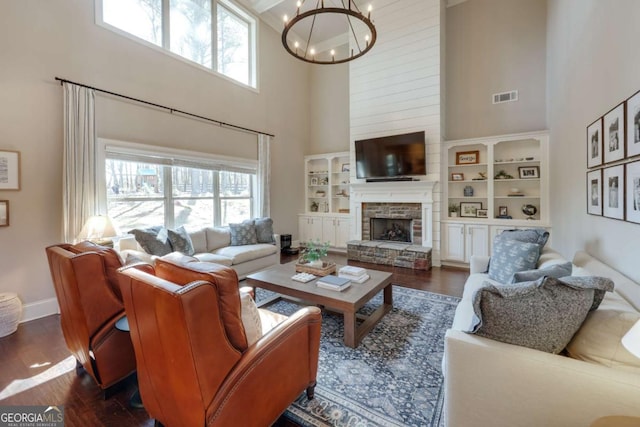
(229, 220, 257, 246)
(496, 228, 550, 248)
(129, 226, 172, 256)
(254, 217, 275, 244)
(488, 239, 541, 283)
(167, 226, 195, 255)
(509, 262, 573, 283)
(467, 276, 614, 353)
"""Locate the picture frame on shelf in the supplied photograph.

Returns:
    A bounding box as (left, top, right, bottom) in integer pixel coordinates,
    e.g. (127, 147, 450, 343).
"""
(587, 169, 602, 216)
(603, 102, 625, 164)
(451, 172, 464, 181)
(626, 90, 640, 158)
(456, 150, 480, 165)
(498, 206, 508, 216)
(460, 202, 482, 218)
(0, 200, 8, 227)
(603, 165, 624, 220)
(310, 176, 318, 185)
(625, 160, 640, 223)
(587, 118, 603, 168)
(341, 163, 350, 172)
(476, 209, 488, 218)
(518, 166, 540, 179)
(0, 150, 20, 190)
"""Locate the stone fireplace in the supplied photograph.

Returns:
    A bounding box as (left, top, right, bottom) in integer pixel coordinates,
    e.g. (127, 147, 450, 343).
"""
(347, 181, 436, 270)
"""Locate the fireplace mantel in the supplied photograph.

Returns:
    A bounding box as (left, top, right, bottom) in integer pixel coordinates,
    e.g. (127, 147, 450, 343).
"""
(350, 180, 438, 247)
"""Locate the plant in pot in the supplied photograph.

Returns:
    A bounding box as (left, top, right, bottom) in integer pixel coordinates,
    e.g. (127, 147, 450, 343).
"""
(300, 240, 330, 268)
(449, 203, 459, 218)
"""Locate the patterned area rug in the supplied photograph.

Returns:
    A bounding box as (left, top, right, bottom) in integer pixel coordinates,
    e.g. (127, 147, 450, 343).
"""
(256, 286, 460, 427)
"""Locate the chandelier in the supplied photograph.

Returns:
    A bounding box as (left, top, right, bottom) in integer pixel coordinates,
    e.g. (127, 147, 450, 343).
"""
(281, 1, 377, 65)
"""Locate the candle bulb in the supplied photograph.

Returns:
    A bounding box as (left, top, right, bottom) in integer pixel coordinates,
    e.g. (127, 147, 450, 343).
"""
(368, 4, 372, 19)
(294, 41, 299, 55)
(331, 49, 335, 62)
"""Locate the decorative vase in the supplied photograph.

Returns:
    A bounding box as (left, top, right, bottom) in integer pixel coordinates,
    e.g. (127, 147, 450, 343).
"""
(464, 186, 474, 197)
(309, 259, 323, 268)
(0, 293, 22, 338)
(450, 212, 458, 218)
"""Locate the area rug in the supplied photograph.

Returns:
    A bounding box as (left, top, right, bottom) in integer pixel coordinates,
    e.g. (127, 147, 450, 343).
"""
(256, 286, 460, 427)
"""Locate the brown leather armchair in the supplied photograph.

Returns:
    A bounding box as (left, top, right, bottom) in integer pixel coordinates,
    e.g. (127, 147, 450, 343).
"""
(45, 242, 144, 396)
(118, 259, 322, 427)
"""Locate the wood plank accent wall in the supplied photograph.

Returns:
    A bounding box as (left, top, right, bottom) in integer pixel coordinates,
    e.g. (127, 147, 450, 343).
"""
(349, 0, 443, 265)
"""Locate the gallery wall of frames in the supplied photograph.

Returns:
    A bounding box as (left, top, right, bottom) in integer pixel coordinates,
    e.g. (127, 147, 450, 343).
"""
(586, 89, 640, 224)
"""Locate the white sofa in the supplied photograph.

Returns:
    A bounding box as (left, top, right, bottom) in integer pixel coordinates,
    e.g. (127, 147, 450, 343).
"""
(116, 226, 280, 279)
(444, 249, 640, 427)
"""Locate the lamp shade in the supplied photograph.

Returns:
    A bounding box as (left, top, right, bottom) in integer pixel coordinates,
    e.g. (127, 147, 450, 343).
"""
(76, 215, 118, 241)
(622, 319, 640, 359)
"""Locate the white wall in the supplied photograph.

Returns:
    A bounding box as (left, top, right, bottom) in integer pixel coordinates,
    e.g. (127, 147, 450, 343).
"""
(547, 0, 640, 282)
(445, 0, 547, 141)
(349, 0, 443, 263)
(0, 0, 310, 320)
(309, 63, 350, 154)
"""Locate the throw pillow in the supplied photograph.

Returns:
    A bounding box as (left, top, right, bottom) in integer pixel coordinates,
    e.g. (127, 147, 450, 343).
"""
(240, 292, 263, 346)
(488, 239, 541, 283)
(467, 276, 614, 353)
(254, 217, 275, 244)
(167, 226, 195, 255)
(509, 262, 573, 284)
(496, 228, 550, 248)
(229, 220, 257, 246)
(128, 226, 173, 256)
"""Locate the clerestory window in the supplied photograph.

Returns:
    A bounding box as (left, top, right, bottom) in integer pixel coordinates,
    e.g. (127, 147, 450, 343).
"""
(98, 0, 257, 88)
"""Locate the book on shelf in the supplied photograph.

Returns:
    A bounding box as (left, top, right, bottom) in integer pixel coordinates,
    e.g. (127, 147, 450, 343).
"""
(316, 275, 351, 291)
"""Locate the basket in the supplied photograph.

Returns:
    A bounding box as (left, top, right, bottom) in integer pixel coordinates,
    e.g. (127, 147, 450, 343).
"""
(295, 262, 337, 277)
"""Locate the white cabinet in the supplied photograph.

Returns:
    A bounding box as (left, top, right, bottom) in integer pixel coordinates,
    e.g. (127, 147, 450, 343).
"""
(322, 216, 351, 248)
(443, 223, 489, 263)
(299, 214, 350, 248)
(298, 215, 323, 243)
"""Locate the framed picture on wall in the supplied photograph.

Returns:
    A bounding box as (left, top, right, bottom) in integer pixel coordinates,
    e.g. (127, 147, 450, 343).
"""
(626, 90, 640, 158)
(603, 103, 625, 164)
(456, 150, 480, 165)
(625, 160, 640, 224)
(586, 169, 602, 216)
(0, 200, 8, 226)
(0, 150, 20, 190)
(586, 118, 603, 168)
(603, 165, 624, 220)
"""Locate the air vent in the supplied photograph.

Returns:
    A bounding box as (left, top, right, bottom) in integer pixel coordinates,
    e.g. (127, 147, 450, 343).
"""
(492, 90, 518, 104)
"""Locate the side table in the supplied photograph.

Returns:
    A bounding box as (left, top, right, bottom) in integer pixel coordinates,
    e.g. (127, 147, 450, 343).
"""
(115, 315, 143, 409)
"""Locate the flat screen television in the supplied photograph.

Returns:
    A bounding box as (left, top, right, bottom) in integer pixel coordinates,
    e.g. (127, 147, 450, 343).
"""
(355, 131, 426, 179)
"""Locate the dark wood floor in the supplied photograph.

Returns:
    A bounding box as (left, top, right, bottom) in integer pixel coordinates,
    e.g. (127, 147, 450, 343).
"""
(0, 253, 467, 427)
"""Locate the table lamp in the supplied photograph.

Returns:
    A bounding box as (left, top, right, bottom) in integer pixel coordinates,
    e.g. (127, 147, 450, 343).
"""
(76, 215, 118, 247)
(622, 319, 640, 359)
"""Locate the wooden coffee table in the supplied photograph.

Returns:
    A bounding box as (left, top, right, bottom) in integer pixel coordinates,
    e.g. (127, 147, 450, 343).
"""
(246, 263, 393, 348)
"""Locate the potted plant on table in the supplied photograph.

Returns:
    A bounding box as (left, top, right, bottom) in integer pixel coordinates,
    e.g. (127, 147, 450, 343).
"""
(300, 240, 330, 268)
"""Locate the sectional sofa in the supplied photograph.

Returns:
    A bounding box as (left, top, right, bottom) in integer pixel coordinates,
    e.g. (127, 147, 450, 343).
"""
(444, 248, 640, 426)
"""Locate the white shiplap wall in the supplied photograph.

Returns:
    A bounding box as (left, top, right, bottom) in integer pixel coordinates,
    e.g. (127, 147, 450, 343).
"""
(350, 0, 443, 265)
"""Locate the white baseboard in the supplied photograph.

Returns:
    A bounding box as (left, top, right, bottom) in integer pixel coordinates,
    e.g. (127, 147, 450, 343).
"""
(21, 298, 59, 323)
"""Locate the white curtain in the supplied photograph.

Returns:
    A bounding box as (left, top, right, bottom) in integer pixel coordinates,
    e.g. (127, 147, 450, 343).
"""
(62, 83, 97, 243)
(256, 133, 271, 218)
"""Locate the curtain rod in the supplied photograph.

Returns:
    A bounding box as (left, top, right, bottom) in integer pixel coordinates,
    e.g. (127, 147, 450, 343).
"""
(54, 77, 275, 138)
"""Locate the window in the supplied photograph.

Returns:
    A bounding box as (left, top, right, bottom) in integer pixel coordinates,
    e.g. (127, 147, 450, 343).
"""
(99, 0, 257, 88)
(105, 151, 255, 232)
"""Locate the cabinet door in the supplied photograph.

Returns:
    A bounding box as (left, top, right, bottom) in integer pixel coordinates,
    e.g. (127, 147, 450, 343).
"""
(322, 217, 336, 245)
(443, 223, 465, 262)
(466, 224, 489, 260)
(298, 216, 310, 244)
(307, 217, 323, 242)
(334, 217, 350, 248)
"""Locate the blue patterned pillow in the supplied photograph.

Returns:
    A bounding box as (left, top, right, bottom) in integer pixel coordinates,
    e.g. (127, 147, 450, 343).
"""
(254, 217, 275, 244)
(229, 220, 257, 246)
(509, 262, 572, 284)
(496, 228, 549, 248)
(129, 226, 172, 256)
(168, 226, 195, 255)
(488, 239, 541, 283)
